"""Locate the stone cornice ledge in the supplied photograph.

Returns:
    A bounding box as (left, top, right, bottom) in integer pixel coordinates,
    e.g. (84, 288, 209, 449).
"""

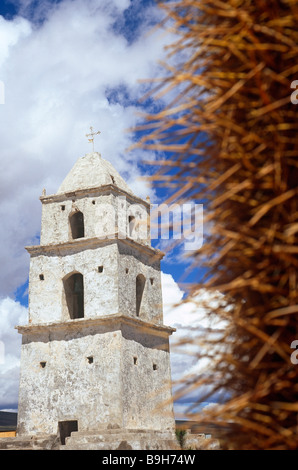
(40, 184, 150, 209)
(25, 235, 164, 259)
(16, 314, 176, 336)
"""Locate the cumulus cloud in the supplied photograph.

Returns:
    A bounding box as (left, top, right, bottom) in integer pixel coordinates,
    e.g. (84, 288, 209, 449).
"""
(162, 272, 226, 335)
(162, 272, 208, 381)
(0, 15, 31, 66)
(0, 0, 172, 297)
(161, 272, 228, 415)
(0, 297, 27, 410)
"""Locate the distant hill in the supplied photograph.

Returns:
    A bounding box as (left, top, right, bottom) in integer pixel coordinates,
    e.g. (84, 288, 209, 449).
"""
(0, 411, 17, 431)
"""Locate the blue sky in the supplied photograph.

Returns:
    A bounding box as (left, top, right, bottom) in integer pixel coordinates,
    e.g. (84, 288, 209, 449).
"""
(0, 0, 213, 416)
(0, 1, 18, 18)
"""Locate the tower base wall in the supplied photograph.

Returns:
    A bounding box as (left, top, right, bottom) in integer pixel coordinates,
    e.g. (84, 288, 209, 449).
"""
(16, 316, 176, 437)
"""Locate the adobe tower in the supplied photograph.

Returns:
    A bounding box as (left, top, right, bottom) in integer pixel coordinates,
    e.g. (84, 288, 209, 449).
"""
(15, 149, 177, 449)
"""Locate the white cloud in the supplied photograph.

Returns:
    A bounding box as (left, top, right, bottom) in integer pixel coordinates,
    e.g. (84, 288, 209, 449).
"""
(0, 0, 173, 297)
(0, 15, 31, 66)
(0, 297, 27, 411)
(161, 271, 228, 413)
(162, 271, 226, 332)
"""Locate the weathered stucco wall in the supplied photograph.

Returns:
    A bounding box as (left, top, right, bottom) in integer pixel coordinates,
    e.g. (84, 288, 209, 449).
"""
(40, 191, 150, 247)
(17, 321, 175, 436)
(117, 244, 163, 324)
(121, 325, 175, 432)
(28, 244, 119, 324)
(28, 240, 163, 325)
(18, 326, 123, 436)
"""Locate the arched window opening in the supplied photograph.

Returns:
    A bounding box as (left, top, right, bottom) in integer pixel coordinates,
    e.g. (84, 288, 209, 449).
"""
(128, 215, 135, 238)
(63, 273, 84, 319)
(136, 274, 146, 317)
(70, 211, 85, 239)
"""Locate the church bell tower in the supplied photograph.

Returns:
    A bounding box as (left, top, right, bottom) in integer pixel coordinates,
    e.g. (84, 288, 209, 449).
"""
(16, 147, 177, 449)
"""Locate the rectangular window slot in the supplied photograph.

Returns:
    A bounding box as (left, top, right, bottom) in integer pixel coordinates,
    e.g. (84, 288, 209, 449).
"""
(153, 364, 157, 370)
(87, 356, 93, 364)
(39, 274, 44, 281)
(125, 268, 129, 274)
(98, 266, 103, 273)
(61, 205, 66, 211)
(150, 278, 154, 285)
(133, 357, 137, 365)
(40, 361, 46, 368)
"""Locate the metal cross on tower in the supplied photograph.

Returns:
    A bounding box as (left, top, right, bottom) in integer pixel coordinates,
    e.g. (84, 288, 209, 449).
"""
(86, 126, 101, 152)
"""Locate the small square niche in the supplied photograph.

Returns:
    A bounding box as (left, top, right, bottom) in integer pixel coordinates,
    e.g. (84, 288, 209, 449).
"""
(40, 361, 46, 368)
(87, 356, 94, 364)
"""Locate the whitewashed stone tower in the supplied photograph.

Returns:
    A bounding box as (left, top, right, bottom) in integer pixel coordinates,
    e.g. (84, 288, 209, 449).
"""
(16, 151, 177, 449)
